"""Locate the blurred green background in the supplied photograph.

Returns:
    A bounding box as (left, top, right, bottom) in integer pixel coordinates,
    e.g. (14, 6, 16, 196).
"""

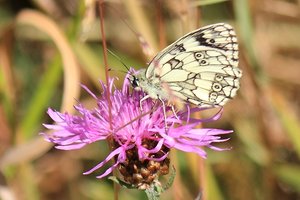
(1, 0, 300, 199)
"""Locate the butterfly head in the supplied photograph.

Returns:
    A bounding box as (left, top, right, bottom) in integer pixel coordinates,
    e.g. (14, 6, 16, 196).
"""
(128, 74, 141, 91)
(128, 69, 147, 91)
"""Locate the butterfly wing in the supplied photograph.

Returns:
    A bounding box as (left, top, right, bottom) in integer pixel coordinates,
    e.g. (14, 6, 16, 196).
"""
(145, 23, 242, 107)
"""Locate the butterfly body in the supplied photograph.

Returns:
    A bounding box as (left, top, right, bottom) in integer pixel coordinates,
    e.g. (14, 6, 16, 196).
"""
(130, 23, 242, 108)
(131, 69, 171, 100)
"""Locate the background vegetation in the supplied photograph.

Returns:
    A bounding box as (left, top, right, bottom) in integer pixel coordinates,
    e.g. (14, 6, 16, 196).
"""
(1, 0, 300, 199)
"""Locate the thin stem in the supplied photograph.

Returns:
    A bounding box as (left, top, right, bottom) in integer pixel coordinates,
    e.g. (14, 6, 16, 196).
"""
(97, 1, 114, 139)
(199, 157, 207, 200)
(194, 109, 207, 200)
(98, 1, 112, 130)
(97, 1, 118, 199)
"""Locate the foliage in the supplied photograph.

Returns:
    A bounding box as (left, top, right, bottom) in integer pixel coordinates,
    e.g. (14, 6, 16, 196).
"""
(0, 0, 300, 199)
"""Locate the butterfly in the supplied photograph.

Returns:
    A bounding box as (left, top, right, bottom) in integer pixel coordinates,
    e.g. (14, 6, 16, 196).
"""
(129, 23, 242, 112)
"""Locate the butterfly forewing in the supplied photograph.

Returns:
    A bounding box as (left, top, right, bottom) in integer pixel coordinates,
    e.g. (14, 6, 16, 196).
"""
(145, 23, 242, 107)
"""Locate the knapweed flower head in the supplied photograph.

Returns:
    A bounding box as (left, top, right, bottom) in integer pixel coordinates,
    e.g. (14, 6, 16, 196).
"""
(41, 73, 232, 189)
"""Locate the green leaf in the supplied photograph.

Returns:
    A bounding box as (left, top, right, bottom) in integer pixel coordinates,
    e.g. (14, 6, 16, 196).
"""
(19, 55, 62, 139)
(145, 184, 160, 200)
(108, 176, 136, 189)
(145, 166, 176, 200)
(162, 166, 176, 191)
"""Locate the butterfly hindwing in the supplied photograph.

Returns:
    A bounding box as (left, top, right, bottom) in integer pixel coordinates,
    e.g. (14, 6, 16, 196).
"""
(144, 23, 241, 107)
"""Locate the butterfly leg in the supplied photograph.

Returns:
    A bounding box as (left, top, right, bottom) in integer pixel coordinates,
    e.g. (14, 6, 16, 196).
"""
(140, 95, 168, 129)
(139, 95, 150, 111)
(171, 105, 179, 120)
(158, 97, 168, 129)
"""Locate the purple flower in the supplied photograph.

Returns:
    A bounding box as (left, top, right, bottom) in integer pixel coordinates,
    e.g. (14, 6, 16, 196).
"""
(41, 75, 232, 188)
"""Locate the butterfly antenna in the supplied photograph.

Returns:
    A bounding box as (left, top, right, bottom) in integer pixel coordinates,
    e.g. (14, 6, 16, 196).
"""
(108, 68, 128, 75)
(107, 48, 131, 73)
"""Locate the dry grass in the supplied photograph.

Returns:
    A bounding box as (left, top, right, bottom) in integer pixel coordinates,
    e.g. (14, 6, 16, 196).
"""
(0, 0, 300, 199)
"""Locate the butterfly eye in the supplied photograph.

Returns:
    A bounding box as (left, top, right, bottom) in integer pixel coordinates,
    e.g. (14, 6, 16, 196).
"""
(131, 77, 139, 88)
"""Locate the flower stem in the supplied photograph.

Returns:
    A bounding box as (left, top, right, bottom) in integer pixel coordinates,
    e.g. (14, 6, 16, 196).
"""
(97, 1, 118, 199)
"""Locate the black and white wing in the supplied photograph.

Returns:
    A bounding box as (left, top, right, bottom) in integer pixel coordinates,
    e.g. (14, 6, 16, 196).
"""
(146, 23, 242, 107)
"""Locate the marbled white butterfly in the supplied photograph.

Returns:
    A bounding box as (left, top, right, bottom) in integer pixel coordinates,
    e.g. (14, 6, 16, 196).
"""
(129, 23, 242, 110)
